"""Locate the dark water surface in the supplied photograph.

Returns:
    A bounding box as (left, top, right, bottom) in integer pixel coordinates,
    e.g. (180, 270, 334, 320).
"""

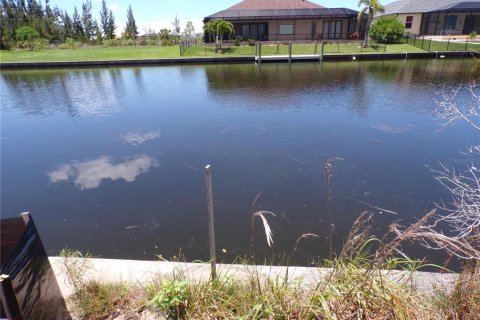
(1, 59, 477, 264)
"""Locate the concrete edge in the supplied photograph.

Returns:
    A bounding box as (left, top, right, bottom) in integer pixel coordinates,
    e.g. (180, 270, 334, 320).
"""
(1, 51, 476, 69)
(49, 257, 459, 300)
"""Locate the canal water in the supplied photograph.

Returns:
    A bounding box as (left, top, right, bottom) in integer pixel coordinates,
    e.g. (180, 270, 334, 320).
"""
(1, 59, 477, 264)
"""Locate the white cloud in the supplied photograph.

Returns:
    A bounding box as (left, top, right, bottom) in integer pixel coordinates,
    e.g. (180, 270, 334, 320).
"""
(122, 131, 160, 146)
(108, 3, 119, 12)
(48, 155, 158, 189)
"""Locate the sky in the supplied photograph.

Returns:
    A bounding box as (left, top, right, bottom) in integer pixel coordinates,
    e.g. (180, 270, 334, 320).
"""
(49, 0, 398, 35)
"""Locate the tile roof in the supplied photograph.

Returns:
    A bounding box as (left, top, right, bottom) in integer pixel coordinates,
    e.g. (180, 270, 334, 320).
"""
(227, 0, 324, 10)
(379, 0, 480, 15)
(205, 8, 357, 20)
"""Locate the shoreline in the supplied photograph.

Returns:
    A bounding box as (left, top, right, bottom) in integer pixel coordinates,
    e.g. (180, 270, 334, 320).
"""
(1, 51, 474, 69)
(49, 257, 459, 300)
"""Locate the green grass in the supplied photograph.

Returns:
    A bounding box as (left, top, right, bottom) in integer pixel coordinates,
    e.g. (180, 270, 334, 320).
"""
(1, 43, 426, 63)
(404, 38, 480, 52)
(184, 43, 425, 57)
(0, 45, 181, 63)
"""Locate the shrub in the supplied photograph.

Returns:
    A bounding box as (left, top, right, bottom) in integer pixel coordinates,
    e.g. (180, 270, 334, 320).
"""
(104, 39, 121, 47)
(15, 26, 39, 50)
(59, 38, 79, 49)
(139, 37, 147, 46)
(349, 32, 361, 40)
(161, 38, 178, 46)
(247, 39, 256, 46)
(149, 279, 188, 318)
(33, 38, 49, 50)
(1, 35, 15, 50)
(370, 16, 405, 44)
(233, 38, 240, 46)
(121, 38, 134, 46)
(469, 31, 477, 40)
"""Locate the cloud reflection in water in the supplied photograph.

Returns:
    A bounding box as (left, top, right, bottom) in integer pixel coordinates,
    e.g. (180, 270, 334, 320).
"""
(48, 155, 158, 189)
(122, 131, 160, 146)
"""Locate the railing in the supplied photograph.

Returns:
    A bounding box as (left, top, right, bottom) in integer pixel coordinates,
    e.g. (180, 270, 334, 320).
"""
(404, 32, 480, 52)
(179, 38, 197, 56)
(210, 32, 366, 43)
(183, 39, 388, 57)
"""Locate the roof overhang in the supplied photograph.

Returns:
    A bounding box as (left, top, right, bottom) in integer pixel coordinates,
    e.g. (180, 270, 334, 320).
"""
(204, 8, 358, 23)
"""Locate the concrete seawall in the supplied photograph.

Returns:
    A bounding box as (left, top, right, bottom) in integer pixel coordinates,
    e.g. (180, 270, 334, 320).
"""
(49, 257, 459, 301)
(1, 51, 474, 69)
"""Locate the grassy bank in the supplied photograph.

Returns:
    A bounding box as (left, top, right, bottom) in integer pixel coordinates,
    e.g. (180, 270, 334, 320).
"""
(58, 209, 480, 319)
(59, 249, 478, 320)
(0, 43, 425, 63)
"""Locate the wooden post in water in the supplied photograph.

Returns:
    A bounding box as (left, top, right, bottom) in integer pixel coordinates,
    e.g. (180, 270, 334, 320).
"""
(288, 42, 292, 63)
(258, 43, 262, 64)
(204, 165, 217, 280)
(320, 42, 325, 61)
(0, 275, 23, 320)
(20, 211, 30, 225)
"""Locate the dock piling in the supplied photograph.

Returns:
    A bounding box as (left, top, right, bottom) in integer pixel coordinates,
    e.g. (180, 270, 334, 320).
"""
(288, 42, 292, 63)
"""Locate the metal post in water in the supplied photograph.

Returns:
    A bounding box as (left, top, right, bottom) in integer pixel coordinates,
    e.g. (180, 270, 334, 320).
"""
(447, 38, 450, 51)
(204, 165, 217, 280)
(465, 38, 469, 51)
(0, 275, 23, 320)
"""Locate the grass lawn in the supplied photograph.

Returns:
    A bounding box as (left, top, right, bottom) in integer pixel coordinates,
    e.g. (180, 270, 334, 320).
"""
(185, 43, 425, 57)
(0, 45, 182, 63)
(404, 38, 480, 52)
(1, 43, 427, 63)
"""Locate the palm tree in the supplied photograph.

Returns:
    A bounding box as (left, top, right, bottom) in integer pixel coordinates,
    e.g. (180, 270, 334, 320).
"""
(358, 0, 385, 47)
(204, 19, 234, 52)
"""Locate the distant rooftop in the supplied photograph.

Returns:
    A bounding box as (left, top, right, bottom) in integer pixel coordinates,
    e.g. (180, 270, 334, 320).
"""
(227, 0, 324, 10)
(205, 8, 358, 21)
(379, 0, 480, 15)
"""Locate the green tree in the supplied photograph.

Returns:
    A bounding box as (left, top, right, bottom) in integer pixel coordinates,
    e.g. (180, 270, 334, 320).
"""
(183, 20, 195, 39)
(15, 25, 38, 49)
(94, 18, 102, 44)
(63, 10, 73, 39)
(358, 0, 385, 47)
(72, 6, 83, 41)
(0, 0, 15, 49)
(81, 0, 94, 41)
(204, 19, 234, 52)
(100, 0, 109, 37)
(370, 16, 405, 43)
(171, 14, 180, 37)
(107, 9, 115, 39)
(124, 5, 137, 40)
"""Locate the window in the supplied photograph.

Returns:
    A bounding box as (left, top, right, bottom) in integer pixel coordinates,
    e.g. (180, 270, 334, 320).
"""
(279, 24, 294, 35)
(405, 16, 413, 29)
(240, 23, 268, 40)
(323, 21, 343, 39)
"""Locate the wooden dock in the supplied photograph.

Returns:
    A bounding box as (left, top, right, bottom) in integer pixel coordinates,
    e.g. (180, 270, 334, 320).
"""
(255, 54, 322, 63)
